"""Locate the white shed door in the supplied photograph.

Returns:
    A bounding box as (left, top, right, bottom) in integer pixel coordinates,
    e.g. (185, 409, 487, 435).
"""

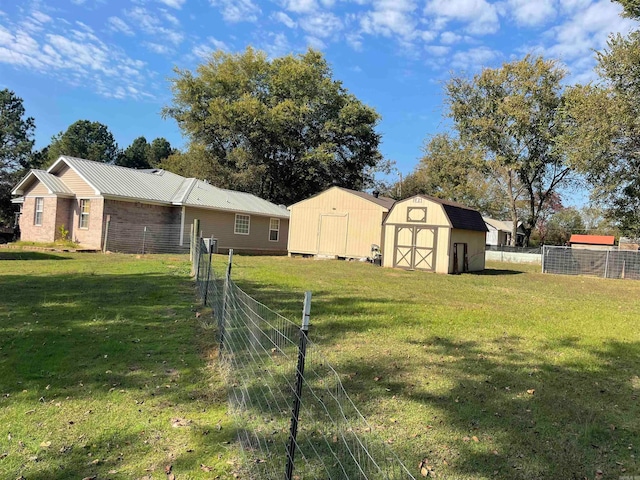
(393, 225, 437, 271)
(318, 214, 348, 256)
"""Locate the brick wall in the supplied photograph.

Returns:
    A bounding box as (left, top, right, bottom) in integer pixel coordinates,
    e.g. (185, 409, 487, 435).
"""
(19, 196, 57, 243)
(54, 198, 73, 240)
(103, 199, 181, 226)
(70, 197, 104, 249)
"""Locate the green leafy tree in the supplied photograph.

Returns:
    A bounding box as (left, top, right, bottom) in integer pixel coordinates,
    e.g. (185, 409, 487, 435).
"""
(163, 47, 382, 205)
(117, 136, 152, 169)
(563, 28, 640, 237)
(48, 120, 119, 165)
(147, 137, 174, 167)
(390, 133, 510, 217)
(614, 0, 640, 18)
(446, 55, 574, 245)
(545, 208, 585, 245)
(0, 89, 35, 224)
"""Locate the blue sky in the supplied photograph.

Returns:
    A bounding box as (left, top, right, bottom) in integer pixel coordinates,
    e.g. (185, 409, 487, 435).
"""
(0, 0, 636, 190)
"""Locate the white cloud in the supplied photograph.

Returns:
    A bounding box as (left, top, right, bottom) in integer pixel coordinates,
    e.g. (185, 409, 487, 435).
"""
(261, 32, 291, 58)
(425, 45, 450, 56)
(305, 35, 326, 49)
(210, 0, 261, 23)
(125, 7, 183, 44)
(0, 17, 150, 100)
(144, 42, 171, 54)
(425, 0, 500, 35)
(507, 0, 556, 26)
(273, 11, 297, 29)
(107, 16, 134, 36)
(299, 12, 342, 38)
(31, 11, 52, 24)
(360, 0, 419, 40)
(451, 46, 500, 70)
(281, 0, 318, 14)
(157, 0, 186, 9)
(440, 31, 462, 44)
(192, 36, 230, 58)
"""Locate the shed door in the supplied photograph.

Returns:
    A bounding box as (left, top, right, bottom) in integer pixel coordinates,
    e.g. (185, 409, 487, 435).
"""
(393, 225, 437, 271)
(318, 214, 348, 256)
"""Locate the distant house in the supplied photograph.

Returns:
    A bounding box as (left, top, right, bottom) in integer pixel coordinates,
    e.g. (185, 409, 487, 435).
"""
(11, 156, 289, 254)
(287, 186, 395, 260)
(569, 234, 616, 250)
(382, 195, 487, 273)
(483, 217, 525, 246)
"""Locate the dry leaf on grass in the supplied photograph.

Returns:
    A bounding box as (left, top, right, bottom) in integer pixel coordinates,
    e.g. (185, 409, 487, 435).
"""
(200, 464, 212, 472)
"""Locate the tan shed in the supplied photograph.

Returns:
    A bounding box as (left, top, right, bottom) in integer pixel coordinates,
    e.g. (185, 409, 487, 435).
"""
(287, 186, 395, 259)
(382, 195, 487, 274)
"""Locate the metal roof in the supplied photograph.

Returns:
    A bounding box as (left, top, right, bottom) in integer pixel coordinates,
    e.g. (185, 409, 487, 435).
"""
(12, 169, 74, 196)
(183, 180, 290, 218)
(41, 156, 289, 217)
(569, 234, 615, 245)
(483, 217, 522, 233)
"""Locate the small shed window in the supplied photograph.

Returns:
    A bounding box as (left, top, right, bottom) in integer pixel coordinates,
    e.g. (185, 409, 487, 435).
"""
(269, 218, 280, 242)
(79, 199, 90, 229)
(235, 214, 250, 235)
(407, 207, 427, 222)
(34, 197, 44, 226)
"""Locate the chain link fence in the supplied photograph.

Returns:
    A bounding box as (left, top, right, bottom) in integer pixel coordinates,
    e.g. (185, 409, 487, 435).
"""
(104, 222, 189, 254)
(542, 245, 640, 280)
(193, 239, 416, 480)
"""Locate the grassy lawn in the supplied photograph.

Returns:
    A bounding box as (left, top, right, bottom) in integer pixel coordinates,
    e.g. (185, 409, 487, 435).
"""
(2, 251, 639, 479)
(0, 251, 235, 479)
(209, 255, 640, 480)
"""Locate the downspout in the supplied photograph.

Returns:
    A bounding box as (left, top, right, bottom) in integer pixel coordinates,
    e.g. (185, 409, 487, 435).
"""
(179, 206, 185, 246)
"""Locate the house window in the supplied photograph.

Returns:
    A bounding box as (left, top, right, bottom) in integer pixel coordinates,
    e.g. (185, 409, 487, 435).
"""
(79, 199, 90, 229)
(269, 218, 280, 242)
(234, 214, 250, 235)
(34, 197, 44, 226)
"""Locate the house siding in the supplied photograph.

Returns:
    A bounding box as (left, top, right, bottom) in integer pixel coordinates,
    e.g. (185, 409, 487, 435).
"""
(57, 165, 96, 196)
(184, 207, 289, 254)
(288, 187, 387, 258)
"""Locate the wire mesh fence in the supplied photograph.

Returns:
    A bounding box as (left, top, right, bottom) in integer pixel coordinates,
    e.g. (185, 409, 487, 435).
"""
(542, 245, 640, 280)
(193, 238, 416, 480)
(104, 222, 189, 254)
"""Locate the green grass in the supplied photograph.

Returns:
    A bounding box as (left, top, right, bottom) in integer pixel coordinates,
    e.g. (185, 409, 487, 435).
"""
(209, 255, 640, 480)
(2, 252, 639, 479)
(0, 252, 235, 479)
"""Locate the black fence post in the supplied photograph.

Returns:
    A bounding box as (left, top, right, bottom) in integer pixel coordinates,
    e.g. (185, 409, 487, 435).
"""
(285, 291, 312, 480)
(220, 249, 234, 357)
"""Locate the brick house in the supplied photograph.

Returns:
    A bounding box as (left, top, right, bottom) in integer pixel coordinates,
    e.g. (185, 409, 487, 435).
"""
(12, 156, 290, 254)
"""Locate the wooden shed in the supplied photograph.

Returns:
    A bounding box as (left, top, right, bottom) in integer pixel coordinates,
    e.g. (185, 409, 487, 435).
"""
(287, 186, 395, 259)
(382, 195, 487, 274)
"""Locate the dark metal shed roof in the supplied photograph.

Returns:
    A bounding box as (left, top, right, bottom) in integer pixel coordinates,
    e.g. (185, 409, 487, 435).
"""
(415, 195, 488, 232)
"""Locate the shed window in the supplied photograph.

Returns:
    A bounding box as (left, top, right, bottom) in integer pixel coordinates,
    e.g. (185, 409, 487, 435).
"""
(269, 218, 280, 242)
(234, 214, 250, 235)
(34, 197, 44, 226)
(79, 199, 90, 229)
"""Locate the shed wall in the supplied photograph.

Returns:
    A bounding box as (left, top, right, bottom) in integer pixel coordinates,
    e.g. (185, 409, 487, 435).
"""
(450, 229, 487, 272)
(382, 196, 452, 273)
(288, 188, 386, 258)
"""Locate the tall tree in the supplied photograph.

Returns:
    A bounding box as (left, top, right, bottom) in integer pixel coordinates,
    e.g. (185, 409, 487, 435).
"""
(614, 0, 640, 18)
(48, 120, 119, 165)
(147, 137, 174, 167)
(389, 133, 510, 217)
(0, 89, 35, 224)
(446, 55, 574, 245)
(163, 47, 382, 205)
(117, 136, 152, 169)
(545, 208, 585, 245)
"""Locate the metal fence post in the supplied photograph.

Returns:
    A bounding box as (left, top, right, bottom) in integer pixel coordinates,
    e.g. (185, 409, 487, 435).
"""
(142, 226, 147, 255)
(285, 291, 312, 480)
(203, 236, 214, 306)
(103, 215, 110, 253)
(220, 249, 234, 356)
(541, 245, 545, 273)
(604, 250, 610, 278)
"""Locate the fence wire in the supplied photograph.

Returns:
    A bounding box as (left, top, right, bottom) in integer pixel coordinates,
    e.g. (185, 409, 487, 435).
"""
(104, 222, 189, 254)
(542, 245, 640, 280)
(193, 239, 416, 480)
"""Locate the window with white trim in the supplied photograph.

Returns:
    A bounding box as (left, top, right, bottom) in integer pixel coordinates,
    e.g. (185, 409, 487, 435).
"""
(34, 197, 44, 226)
(79, 199, 90, 229)
(234, 214, 250, 235)
(269, 218, 280, 242)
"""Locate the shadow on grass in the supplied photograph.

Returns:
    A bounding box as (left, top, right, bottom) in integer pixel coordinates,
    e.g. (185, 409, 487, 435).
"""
(468, 268, 526, 276)
(0, 251, 72, 261)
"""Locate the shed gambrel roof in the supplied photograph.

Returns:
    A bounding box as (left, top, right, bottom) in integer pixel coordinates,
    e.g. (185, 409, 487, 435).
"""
(396, 194, 488, 232)
(14, 156, 289, 218)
